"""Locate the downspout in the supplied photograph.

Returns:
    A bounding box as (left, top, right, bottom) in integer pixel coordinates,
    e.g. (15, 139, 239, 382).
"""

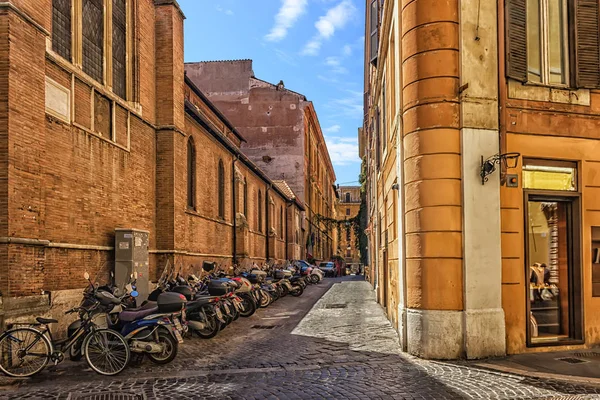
(498, 0, 507, 174)
(266, 185, 271, 261)
(285, 202, 292, 261)
(232, 156, 239, 265)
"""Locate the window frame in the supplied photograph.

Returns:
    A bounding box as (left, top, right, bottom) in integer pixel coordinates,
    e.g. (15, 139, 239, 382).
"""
(51, 0, 134, 101)
(526, 0, 570, 87)
(218, 160, 226, 219)
(187, 137, 196, 210)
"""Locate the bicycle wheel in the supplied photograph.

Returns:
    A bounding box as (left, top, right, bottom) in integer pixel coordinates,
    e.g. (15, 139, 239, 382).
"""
(83, 328, 130, 376)
(0, 327, 51, 377)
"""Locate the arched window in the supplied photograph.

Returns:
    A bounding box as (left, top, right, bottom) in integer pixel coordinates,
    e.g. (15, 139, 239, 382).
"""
(187, 137, 196, 209)
(218, 160, 225, 219)
(258, 190, 263, 232)
(280, 206, 284, 238)
(345, 192, 351, 202)
(243, 178, 248, 216)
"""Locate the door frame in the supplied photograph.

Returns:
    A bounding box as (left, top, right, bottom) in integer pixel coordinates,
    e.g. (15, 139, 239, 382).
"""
(523, 190, 584, 347)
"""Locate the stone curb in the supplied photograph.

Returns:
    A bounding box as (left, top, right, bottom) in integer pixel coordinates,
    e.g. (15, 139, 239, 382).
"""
(475, 362, 600, 387)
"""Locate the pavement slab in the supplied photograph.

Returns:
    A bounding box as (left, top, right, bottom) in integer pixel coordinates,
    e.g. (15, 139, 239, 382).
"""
(1, 277, 600, 399)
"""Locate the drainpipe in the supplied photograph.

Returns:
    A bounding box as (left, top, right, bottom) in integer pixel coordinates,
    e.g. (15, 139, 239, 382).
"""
(232, 156, 239, 265)
(498, 0, 507, 174)
(285, 202, 293, 260)
(266, 185, 271, 261)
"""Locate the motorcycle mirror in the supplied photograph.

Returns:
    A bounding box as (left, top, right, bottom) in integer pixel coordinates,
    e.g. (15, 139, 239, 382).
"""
(84, 272, 90, 280)
(130, 290, 139, 298)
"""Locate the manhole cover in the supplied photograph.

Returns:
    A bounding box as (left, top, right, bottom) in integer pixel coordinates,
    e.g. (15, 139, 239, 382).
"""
(251, 325, 280, 329)
(67, 392, 145, 400)
(556, 357, 588, 364)
(574, 352, 600, 359)
(325, 304, 347, 309)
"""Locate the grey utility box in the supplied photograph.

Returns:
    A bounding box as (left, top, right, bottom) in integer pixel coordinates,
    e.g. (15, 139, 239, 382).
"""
(115, 228, 150, 303)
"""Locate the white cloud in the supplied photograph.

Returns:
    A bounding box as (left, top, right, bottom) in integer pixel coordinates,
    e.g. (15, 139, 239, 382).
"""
(274, 48, 298, 66)
(325, 56, 341, 66)
(324, 124, 341, 133)
(265, 0, 308, 42)
(216, 6, 234, 15)
(343, 44, 352, 56)
(325, 136, 360, 166)
(302, 0, 356, 56)
(326, 90, 363, 120)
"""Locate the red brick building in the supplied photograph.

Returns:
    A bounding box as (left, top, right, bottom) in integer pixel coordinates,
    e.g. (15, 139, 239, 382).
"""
(185, 61, 337, 262)
(0, 0, 303, 326)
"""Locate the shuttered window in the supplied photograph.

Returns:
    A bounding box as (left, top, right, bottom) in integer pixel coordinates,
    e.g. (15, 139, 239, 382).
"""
(82, 0, 104, 83)
(52, 0, 72, 61)
(369, 0, 378, 64)
(506, 0, 600, 88)
(575, 0, 600, 88)
(112, 0, 127, 99)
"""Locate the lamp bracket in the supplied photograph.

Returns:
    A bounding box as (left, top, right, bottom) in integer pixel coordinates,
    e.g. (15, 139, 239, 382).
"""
(480, 152, 521, 185)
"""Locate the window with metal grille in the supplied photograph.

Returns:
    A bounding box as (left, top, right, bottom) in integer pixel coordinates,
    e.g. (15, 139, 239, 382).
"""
(218, 160, 225, 219)
(52, 0, 72, 60)
(187, 138, 196, 210)
(82, 0, 104, 83)
(113, 0, 127, 99)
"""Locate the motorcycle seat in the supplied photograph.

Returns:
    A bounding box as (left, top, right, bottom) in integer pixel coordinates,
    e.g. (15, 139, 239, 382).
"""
(119, 306, 159, 322)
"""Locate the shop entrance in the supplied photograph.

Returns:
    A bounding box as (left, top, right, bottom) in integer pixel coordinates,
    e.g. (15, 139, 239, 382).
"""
(523, 160, 583, 346)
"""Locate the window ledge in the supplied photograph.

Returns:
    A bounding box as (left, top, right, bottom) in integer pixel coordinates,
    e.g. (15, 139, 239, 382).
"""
(508, 80, 590, 106)
(45, 50, 143, 117)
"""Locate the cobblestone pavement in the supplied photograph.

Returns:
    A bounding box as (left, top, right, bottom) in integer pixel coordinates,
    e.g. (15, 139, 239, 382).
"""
(2, 277, 600, 399)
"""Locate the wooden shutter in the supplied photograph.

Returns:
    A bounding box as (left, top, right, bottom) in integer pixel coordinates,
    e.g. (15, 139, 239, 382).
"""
(505, 0, 528, 82)
(369, 0, 378, 65)
(575, 0, 600, 88)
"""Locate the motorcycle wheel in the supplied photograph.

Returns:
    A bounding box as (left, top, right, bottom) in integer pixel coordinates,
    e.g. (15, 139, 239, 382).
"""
(239, 295, 257, 317)
(259, 290, 272, 308)
(231, 301, 240, 321)
(290, 284, 304, 297)
(193, 311, 221, 339)
(280, 284, 289, 297)
(147, 329, 178, 365)
(310, 274, 320, 284)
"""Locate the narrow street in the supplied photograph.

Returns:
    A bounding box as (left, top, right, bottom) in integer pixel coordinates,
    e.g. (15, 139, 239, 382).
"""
(1, 278, 600, 399)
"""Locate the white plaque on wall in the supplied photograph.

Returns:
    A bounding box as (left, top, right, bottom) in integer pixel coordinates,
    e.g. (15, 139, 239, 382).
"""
(45, 76, 71, 123)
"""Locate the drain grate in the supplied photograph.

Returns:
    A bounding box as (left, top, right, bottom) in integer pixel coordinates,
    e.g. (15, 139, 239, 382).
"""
(251, 325, 280, 329)
(574, 352, 600, 359)
(67, 392, 145, 400)
(325, 304, 347, 309)
(556, 357, 589, 364)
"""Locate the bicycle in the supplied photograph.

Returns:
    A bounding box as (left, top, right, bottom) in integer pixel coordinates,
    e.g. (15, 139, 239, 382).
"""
(0, 305, 131, 377)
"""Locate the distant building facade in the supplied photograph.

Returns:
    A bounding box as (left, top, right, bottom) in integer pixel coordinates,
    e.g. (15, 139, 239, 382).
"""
(336, 186, 361, 265)
(185, 61, 337, 261)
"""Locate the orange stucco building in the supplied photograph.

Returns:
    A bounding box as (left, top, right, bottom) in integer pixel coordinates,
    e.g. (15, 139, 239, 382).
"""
(363, 0, 600, 358)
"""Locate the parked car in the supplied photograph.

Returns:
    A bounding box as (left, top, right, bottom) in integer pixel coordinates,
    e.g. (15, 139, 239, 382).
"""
(318, 262, 337, 277)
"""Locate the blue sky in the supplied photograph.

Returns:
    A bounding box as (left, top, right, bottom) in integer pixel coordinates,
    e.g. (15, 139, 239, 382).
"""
(178, 0, 365, 185)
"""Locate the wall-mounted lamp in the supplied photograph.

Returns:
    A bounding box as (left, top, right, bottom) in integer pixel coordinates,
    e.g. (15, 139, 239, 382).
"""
(480, 152, 521, 185)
